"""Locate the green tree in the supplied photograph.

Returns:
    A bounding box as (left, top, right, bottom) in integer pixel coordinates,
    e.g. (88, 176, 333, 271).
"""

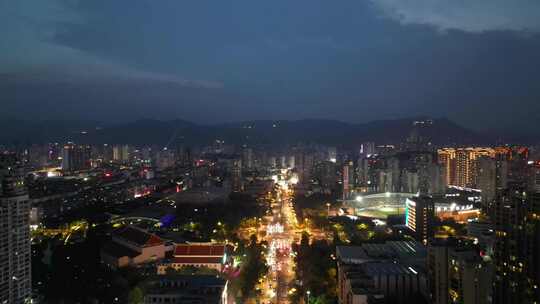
(292, 239, 337, 303)
(128, 286, 144, 304)
(235, 236, 268, 301)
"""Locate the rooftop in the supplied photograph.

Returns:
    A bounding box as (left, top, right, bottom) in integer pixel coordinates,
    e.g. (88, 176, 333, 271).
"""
(174, 244, 226, 257)
(172, 256, 223, 264)
(337, 241, 426, 265)
(114, 226, 164, 247)
(101, 241, 140, 258)
(361, 262, 419, 276)
(144, 274, 226, 303)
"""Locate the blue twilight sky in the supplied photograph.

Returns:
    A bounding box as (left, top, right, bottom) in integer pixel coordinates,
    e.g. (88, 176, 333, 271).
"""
(1, 0, 540, 133)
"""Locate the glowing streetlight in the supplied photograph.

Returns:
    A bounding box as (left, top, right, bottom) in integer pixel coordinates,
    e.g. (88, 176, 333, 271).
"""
(326, 202, 331, 217)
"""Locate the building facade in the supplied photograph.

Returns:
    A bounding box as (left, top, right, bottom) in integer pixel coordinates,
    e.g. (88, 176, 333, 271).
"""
(405, 196, 435, 244)
(438, 147, 496, 188)
(428, 238, 492, 304)
(0, 166, 32, 303)
(157, 243, 227, 274)
(61, 143, 92, 172)
(101, 226, 166, 269)
(492, 179, 540, 303)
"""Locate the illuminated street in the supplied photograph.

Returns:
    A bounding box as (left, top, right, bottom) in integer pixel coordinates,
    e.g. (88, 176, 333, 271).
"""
(262, 171, 298, 304)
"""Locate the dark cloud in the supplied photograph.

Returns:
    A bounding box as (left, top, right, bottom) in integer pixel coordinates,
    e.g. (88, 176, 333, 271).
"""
(371, 0, 540, 33)
(0, 0, 222, 88)
(1, 0, 540, 134)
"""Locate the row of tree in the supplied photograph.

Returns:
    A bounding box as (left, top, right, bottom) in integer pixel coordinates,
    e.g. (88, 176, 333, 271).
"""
(290, 233, 337, 304)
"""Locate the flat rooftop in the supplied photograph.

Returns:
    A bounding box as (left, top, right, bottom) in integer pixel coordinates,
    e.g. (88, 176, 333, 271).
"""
(337, 241, 426, 264)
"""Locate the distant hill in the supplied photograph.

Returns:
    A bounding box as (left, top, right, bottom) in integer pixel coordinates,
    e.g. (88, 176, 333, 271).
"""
(0, 117, 522, 147)
(0, 118, 99, 145)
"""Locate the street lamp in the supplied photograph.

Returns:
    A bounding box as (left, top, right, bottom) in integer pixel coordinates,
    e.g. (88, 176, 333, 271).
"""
(306, 290, 311, 303)
(326, 202, 331, 217)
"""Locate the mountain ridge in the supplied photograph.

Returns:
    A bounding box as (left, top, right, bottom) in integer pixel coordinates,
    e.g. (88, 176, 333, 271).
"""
(0, 117, 533, 146)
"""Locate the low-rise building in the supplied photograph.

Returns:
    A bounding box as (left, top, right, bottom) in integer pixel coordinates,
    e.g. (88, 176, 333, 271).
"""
(337, 241, 427, 304)
(144, 275, 228, 304)
(157, 243, 227, 274)
(338, 265, 385, 304)
(101, 226, 166, 268)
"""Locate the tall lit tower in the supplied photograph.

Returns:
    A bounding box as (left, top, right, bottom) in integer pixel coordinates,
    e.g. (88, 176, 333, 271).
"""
(231, 159, 243, 192)
(242, 147, 253, 170)
(61, 143, 92, 172)
(0, 166, 32, 303)
(405, 196, 435, 244)
(342, 163, 351, 200)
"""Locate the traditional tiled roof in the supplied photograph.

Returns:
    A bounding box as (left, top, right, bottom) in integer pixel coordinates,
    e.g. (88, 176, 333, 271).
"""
(174, 244, 225, 257)
(114, 226, 163, 247)
(172, 256, 223, 264)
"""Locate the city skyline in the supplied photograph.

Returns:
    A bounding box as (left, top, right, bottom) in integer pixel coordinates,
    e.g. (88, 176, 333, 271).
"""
(2, 1, 540, 303)
(2, 122, 540, 303)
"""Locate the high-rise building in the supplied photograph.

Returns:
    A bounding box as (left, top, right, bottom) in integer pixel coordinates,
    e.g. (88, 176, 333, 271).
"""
(381, 157, 399, 193)
(231, 159, 243, 192)
(100, 144, 113, 162)
(241, 147, 253, 170)
(268, 156, 277, 168)
(0, 166, 32, 303)
(356, 155, 383, 192)
(294, 151, 314, 185)
(61, 143, 92, 172)
(405, 119, 433, 152)
(343, 162, 352, 200)
(438, 147, 496, 187)
(506, 146, 529, 184)
(438, 148, 456, 188)
(427, 162, 447, 195)
(112, 145, 130, 163)
(287, 155, 295, 169)
(455, 149, 471, 187)
(155, 148, 176, 171)
(313, 161, 337, 193)
(525, 192, 540, 304)
(175, 146, 192, 167)
(402, 169, 419, 193)
(360, 142, 376, 157)
(476, 156, 508, 210)
(356, 157, 370, 187)
(492, 178, 540, 304)
(280, 155, 287, 169)
(427, 238, 492, 304)
(405, 196, 435, 244)
(27, 144, 50, 168)
(377, 168, 394, 194)
(412, 152, 445, 195)
(328, 146, 337, 163)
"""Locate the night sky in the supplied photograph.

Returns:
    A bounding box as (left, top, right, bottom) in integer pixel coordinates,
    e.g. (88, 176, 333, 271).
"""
(2, 0, 540, 133)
